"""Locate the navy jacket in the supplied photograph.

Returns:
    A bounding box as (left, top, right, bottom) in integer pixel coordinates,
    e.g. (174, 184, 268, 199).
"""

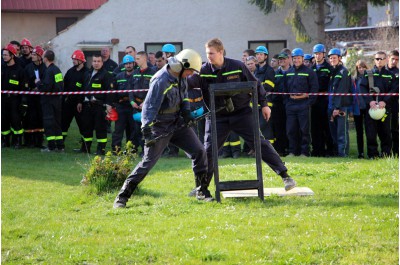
(192, 57, 268, 116)
(328, 64, 352, 109)
(129, 66, 156, 105)
(312, 60, 332, 92)
(141, 65, 190, 128)
(359, 66, 398, 108)
(284, 64, 319, 106)
(80, 67, 111, 104)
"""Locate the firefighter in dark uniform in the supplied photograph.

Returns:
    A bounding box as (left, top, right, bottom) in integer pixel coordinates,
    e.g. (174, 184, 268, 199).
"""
(360, 51, 398, 158)
(62, 50, 88, 142)
(101, 47, 118, 75)
(284, 48, 319, 157)
(1, 44, 25, 148)
(113, 49, 210, 208)
(111, 54, 136, 153)
(272, 52, 291, 156)
(254, 45, 275, 142)
(191, 38, 297, 200)
(19, 38, 33, 69)
(327, 48, 352, 157)
(311, 44, 334, 157)
(77, 54, 112, 155)
(23, 45, 46, 148)
(35, 50, 64, 152)
(129, 51, 156, 153)
(386, 50, 399, 156)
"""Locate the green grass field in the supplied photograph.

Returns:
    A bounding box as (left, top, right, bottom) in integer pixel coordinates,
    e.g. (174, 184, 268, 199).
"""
(1, 123, 399, 264)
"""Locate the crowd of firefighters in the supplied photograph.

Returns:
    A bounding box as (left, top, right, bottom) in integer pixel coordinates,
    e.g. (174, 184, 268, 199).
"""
(1, 38, 399, 159)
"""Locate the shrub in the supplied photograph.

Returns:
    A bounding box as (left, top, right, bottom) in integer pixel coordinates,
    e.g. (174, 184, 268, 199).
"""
(81, 141, 137, 194)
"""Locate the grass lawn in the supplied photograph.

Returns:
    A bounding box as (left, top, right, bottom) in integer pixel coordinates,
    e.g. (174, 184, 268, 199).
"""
(1, 122, 399, 264)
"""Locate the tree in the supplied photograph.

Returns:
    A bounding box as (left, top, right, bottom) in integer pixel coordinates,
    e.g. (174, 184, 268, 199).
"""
(249, 0, 391, 43)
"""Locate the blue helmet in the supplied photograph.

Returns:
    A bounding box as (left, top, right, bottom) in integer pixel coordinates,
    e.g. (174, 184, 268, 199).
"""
(291, 48, 304, 57)
(304, 54, 313, 60)
(162, 44, 176, 53)
(328, 48, 341, 57)
(255, 46, 268, 55)
(313, 44, 326, 53)
(122, 55, 134, 64)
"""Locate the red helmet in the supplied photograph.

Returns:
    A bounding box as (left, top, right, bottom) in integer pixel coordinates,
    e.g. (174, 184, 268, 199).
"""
(32, 46, 44, 57)
(4, 43, 17, 57)
(71, 50, 86, 62)
(106, 108, 118, 121)
(21, 38, 33, 48)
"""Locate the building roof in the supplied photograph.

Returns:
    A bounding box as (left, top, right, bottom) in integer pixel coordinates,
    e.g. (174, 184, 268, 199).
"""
(1, 0, 108, 11)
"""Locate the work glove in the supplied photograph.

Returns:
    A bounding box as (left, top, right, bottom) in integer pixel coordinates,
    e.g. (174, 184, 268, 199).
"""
(142, 126, 155, 147)
(181, 109, 195, 127)
(224, 97, 234, 112)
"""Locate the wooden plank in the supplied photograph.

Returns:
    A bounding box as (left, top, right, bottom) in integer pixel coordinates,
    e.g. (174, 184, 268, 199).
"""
(221, 187, 314, 198)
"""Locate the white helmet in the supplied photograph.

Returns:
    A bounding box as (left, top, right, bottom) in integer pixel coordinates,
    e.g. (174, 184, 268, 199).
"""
(369, 107, 386, 120)
(168, 49, 202, 73)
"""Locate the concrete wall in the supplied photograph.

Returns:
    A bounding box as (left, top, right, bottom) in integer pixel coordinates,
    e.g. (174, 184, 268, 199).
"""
(1, 12, 88, 47)
(50, 0, 318, 73)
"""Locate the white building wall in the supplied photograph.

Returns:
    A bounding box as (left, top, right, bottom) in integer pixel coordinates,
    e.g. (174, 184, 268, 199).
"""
(51, 0, 318, 73)
(368, 1, 399, 26)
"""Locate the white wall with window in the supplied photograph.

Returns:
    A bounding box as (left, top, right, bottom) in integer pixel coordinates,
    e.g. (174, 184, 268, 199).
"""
(50, 0, 317, 73)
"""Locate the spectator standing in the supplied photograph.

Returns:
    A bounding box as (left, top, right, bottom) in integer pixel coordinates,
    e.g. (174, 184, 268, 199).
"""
(1, 44, 25, 148)
(23, 46, 46, 148)
(360, 51, 398, 158)
(386, 50, 399, 156)
(284, 48, 319, 157)
(311, 44, 334, 157)
(327, 48, 352, 157)
(111, 55, 136, 153)
(353, 60, 369, 158)
(77, 54, 112, 155)
(35, 50, 64, 152)
(62, 50, 88, 144)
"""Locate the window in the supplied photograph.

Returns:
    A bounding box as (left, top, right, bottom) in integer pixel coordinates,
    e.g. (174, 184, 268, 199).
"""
(249, 40, 287, 59)
(144, 42, 183, 54)
(56, 17, 78, 33)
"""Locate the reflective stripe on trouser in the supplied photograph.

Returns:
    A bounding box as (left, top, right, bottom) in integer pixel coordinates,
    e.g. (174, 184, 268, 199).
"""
(222, 132, 241, 154)
(61, 98, 83, 138)
(204, 107, 287, 186)
(41, 97, 63, 149)
(116, 121, 207, 200)
(80, 103, 108, 145)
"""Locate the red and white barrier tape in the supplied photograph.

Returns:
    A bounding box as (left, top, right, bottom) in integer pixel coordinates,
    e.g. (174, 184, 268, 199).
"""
(1, 89, 148, 95)
(1, 90, 398, 96)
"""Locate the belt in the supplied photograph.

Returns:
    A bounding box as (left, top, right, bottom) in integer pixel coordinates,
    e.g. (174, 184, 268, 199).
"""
(159, 106, 180, 114)
(119, 96, 129, 103)
(189, 96, 203, 103)
(135, 97, 144, 103)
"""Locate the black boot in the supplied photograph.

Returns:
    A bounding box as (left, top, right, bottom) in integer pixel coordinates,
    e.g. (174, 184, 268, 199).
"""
(34, 132, 44, 148)
(74, 141, 91, 153)
(188, 173, 202, 197)
(194, 173, 214, 202)
(14, 135, 23, 149)
(94, 142, 106, 155)
(1, 135, 10, 148)
(113, 180, 137, 208)
(24, 133, 33, 147)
